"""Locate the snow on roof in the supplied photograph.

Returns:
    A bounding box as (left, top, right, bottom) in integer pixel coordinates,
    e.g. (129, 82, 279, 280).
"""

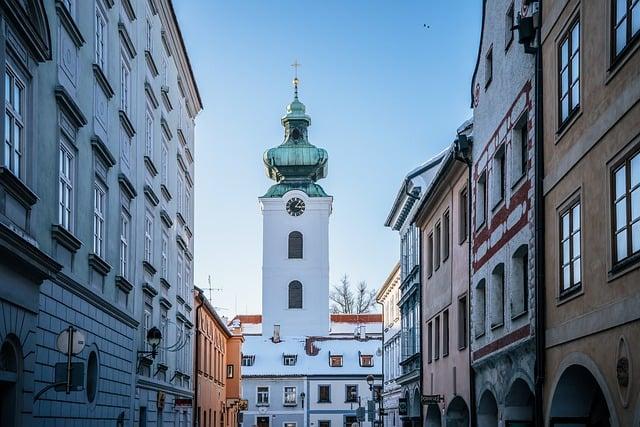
(241, 334, 382, 377)
(230, 314, 382, 337)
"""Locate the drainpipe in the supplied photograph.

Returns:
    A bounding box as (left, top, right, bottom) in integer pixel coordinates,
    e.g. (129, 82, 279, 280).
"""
(376, 299, 385, 427)
(533, 1, 546, 425)
(194, 292, 204, 427)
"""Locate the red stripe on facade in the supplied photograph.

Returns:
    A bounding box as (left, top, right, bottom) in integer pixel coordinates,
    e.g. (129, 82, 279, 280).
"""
(472, 324, 530, 361)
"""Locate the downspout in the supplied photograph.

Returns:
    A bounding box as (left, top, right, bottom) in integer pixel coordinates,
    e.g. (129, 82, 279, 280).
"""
(534, 1, 546, 425)
(194, 293, 203, 427)
(376, 299, 385, 427)
(417, 231, 424, 427)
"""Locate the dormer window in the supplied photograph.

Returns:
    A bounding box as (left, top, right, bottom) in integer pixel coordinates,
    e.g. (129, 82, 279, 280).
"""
(283, 354, 297, 366)
(359, 354, 374, 367)
(241, 355, 255, 366)
(329, 355, 343, 367)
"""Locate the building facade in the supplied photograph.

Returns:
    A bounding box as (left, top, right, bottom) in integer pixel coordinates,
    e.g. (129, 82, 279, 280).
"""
(413, 131, 472, 427)
(376, 263, 402, 427)
(541, 1, 640, 425)
(384, 152, 444, 427)
(0, 0, 201, 425)
(195, 289, 245, 427)
(469, 0, 538, 425)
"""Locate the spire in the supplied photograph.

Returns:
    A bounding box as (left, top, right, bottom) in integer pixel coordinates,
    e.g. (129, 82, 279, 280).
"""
(291, 60, 301, 99)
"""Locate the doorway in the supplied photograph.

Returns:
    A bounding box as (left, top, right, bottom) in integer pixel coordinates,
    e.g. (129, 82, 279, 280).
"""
(257, 416, 270, 427)
(344, 415, 358, 427)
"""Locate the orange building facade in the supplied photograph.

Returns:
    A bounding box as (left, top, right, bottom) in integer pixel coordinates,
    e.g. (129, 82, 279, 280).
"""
(195, 289, 244, 427)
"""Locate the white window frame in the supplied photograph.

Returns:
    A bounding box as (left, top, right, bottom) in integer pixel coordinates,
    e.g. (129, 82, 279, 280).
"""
(93, 182, 106, 257)
(4, 63, 25, 178)
(161, 138, 168, 185)
(146, 17, 153, 52)
(143, 305, 152, 352)
(283, 386, 297, 405)
(257, 386, 270, 406)
(120, 126, 131, 166)
(58, 140, 75, 231)
(120, 209, 130, 278)
(145, 108, 153, 158)
(177, 173, 184, 214)
(95, 3, 107, 69)
(120, 54, 131, 114)
(177, 252, 184, 298)
(144, 210, 153, 263)
(161, 230, 169, 278)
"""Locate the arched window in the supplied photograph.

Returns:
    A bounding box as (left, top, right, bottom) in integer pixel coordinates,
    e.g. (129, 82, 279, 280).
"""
(475, 279, 486, 337)
(288, 231, 303, 259)
(511, 245, 529, 317)
(490, 263, 505, 328)
(288, 281, 303, 309)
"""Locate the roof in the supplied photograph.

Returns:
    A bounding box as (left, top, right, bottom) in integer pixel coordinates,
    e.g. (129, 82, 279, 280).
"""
(375, 263, 401, 302)
(470, 0, 488, 108)
(195, 287, 233, 337)
(230, 313, 383, 336)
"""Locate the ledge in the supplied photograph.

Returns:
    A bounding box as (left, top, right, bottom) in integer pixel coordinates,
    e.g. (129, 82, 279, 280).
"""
(177, 129, 187, 146)
(161, 117, 173, 140)
(159, 297, 172, 309)
(184, 147, 194, 164)
(176, 212, 186, 227)
(156, 362, 168, 373)
(51, 224, 81, 253)
(91, 135, 116, 168)
(145, 82, 159, 109)
(160, 209, 173, 228)
(176, 152, 187, 173)
(142, 281, 158, 297)
(176, 294, 185, 305)
(176, 234, 187, 251)
(88, 253, 111, 276)
(161, 184, 172, 201)
(119, 110, 136, 137)
(160, 277, 171, 289)
(92, 64, 114, 99)
(55, 0, 85, 47)
(115, 275, 133, 293)
(118, 22, 136, 59)
(145, 50, 158, 77)
(0, 222, 61, 282)
(0, 167, 38, 207)
(121, 0, 136, 20)
(144, 185, 160, 207)
(142, 260, 157, 276)
(118, 173, 137, 199)
(55, 85, 87, 128)
(144, 156, 158, 177)
(161, 86, 173, 112)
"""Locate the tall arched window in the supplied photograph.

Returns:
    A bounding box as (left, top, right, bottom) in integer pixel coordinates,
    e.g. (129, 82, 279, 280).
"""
(475, 279, 486, 337)
(490, 263, 505, 328)
(288, 281, 303, 309)
(288, 231, 303, 259)
(510, 245, 529, 317)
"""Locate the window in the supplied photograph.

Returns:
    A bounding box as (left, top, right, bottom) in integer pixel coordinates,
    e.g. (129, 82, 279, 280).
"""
(288, 281, 303, 309)
(475, 279, 486, 337)
(318, 385, 331, 403)
(93, 183, 106, 257)
(144, 211, 153, 263)
(493, 146, 506, 207)
(459, 187, 468, 244)
(434, 222, 441, 270)
(120, 126, 131, 166)
(86, 351, 98, 403)
(359, 354, 374, 367)
(257, 386, 269, 405)
(120, 56, 131, 114)
(283, 386, 297, 405)
(143, 304, 152, 352)
(161, 139, 168, 186)
(329, 355, 343, 367)
(177, 173, 184, 214)
(284, 423, 296, 427)
(95, 5, 107, 69)
(490, 264, 505, 328)
(442, 211, 450, 261)
(5, 64, 25, 178)
(512, 114, 528, 183)
(560, 200, 581, 293)
(120, 209, 130, 278)
(427, 232, 434, 277)
(458, 295, 467, 350)
(613, 0, 640, 57)
(160, 309, 168, 363)
(345, 385, 358, 403)
(476, 171, 487, 228)
(505, 2, 514, 49)
(288, 231, 303, 259)
(485, 47, 493, 88)
(283, 355, 297, 366)
(146, 18, 153, 52)
(443, 309, 449, 357)
(177, 252, 184, 297)
(613, 152, 640, 264)
(241, 355, 255, 367)
(161, 230, 168, 277)
(319, 421, 331, 427)
(511, 245, 529, 317)
(59, 141, 75, 230)
(559, 19, 580, 125)
(427, 321, 433, 363)
(434, 315, 440, 360)
(145, 110, 153, 158)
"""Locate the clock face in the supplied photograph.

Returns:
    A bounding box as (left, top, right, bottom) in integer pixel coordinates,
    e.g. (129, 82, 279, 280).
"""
(286, 197, 306, 216)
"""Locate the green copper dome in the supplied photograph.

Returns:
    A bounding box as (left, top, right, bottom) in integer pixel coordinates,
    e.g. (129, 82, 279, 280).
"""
(263, 83, 329, 198)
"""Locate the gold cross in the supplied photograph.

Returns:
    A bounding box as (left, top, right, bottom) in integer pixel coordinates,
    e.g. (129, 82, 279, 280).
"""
(291, 60, 301, 79)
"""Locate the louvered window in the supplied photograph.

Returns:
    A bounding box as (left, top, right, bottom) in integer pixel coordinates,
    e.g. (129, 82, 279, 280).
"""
(288, 281, 303, 309)
(288, 231, 303, 259)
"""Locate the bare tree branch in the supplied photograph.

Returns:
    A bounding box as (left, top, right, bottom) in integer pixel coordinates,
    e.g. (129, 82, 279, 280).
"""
(330, 275, 376, 314)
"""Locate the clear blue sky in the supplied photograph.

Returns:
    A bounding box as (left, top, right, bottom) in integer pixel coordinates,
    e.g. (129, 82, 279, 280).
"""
(174, 1, 481, 316)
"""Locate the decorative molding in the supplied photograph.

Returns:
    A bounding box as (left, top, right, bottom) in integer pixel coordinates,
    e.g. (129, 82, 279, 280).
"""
(0, 167, 38, 207)
(119, 110, 136, 137)
(161, 86, 173, 111)
(118, 173, 137, 199)
(92, 64, 114, 99)
(160, 277, 171, 289)
(184, 225, 193, 239)
(51, 224, 82, 253)
(161, 184, 172, 201)
(160, 30, 171, 57)
(160, 117, 173, 140)
(104, 0, 115, 8)
(176, 152, 187, 173)
(145, 81, 159, 109)
(88, 253, 111, 276)
(118, 22, 137, 59)
(115, 275, 133, 293)
(121, 0, 136, 21)
(159, 297, 172, 309)
(184, 146, 194, 165)
(144, 185, 160, 207)
(91, 135, 116, 168)
(176, 212, 186, 227)
(177, 77, 186, 98)
(176, 128, 186, 146)
(55, 85, 87, 128)
(176, 234, 187, 252)
(0, 222, 61, 282)
(176, 294, 185, 305)
(144, 155, 158, 176)
(3, 0, 52, 62)
(142, 260, 157, 276)
(184, 171, 193, 188)
(147, 0, 158, 15)
(160, 209, 173, 228)
(145, 50, 159, 77)
(176, 312, 189, 324)
(142, 281, 158, 297)
(55, 0, 85, 47)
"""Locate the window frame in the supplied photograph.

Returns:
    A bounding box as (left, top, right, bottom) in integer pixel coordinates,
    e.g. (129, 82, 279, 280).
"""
(93, 181, 106, 257)
(476, 171, 488, 230)
(288, 231, 303, 259)
(283, 355, 297, 366)
(434, 221, 441, 270)
(611, 0, 640, 62)
(345, 384, 358, 403)
(256, 386, 270, 406)
(611, 149, 640, 268)
(120, 53, 131, 114)
(144, 210, 154, 264)
(329, 355, 343, 367)
(558, 18, 581, 129)
(442, 210, 450, 262)
(119, 206, 130, 278)
(58, 139, 75, 231)
(457, 294, 467, 350)
(459, 186, 469, 244)
(283, 386, 297, 406)
(95, 2, 108, 70)
(359, 354, 374, 367)
(318, 384, 331, 403)
(475, 279, 486, 338)
(505, 2, 515, 50)
(4, 62, 26, 179)
(559, 198, 582, 297)
(442, 309, 449, 357)
(427, 231, 434, 277)
(485, 46, 493, 88)
(288, 280, 303, 309)
(493, 145, 506, 209)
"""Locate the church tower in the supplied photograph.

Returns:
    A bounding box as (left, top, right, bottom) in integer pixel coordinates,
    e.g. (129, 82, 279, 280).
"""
(259, 76, 332, 337)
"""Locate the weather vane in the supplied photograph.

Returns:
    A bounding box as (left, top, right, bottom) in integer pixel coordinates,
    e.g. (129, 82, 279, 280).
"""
(291, 60, 301, 97)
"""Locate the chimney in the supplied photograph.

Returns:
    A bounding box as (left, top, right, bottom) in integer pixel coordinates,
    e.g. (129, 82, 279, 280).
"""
(359, 325, 366, 340)
(273, 324, 281, 343)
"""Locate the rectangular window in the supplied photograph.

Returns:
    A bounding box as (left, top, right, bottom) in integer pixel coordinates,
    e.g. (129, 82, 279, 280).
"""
(95, 4, 107, 69)
(476, 171, 487, 228)
(283, 355, 297, 366)
(284, 423, 296, 427)
(145, 110, 153, 158)
(241, 355, 254, 366)
(459, 187, 468, 244)
(143, 304, 152, 352)
(559, 19, 580, 125)
(4, 64, 25, 179)
(475, 280, 486, 337)
(120, 209, 130, 278)
(434, 222, 441, 270)
(493, 146, 506, 207)
(120, 56, 131, 114)
(318, 385, 331, 403)
(427, 321, 433, 363)
(505, 2, 514, 49)
(443, 309, 449, 357)
(427, 232, 434, 277)
(613, 152, 640, 264)
(442, 211, 450, 261)
(359, 354, 374, 367)
(58, 141, 74, 231)
(177, 252, 184, 298)
(120, 126, 131, 166)
(161, 139, 168, 186)
(329, 355, 343, 367)
(512, 114, 528, 183)
(146, 18, 153, 52)
(93, 183, 106, 257)
(160, 308, 167, 363)
(319, 421, 331, 427)
(434, 315, 440, 360)
(560, 200, 581, 293)
(458, 295, 467, 350)
(257, 386, 269, 405)
(345, 385, 358, 403)
(144, 211, 153, 263)
(177, 173, 184, 214)
(485, 47, 493, 87)
(283, 387, 297, 405)
(613, 0, 640, 58)
(161, 230, 168, 277)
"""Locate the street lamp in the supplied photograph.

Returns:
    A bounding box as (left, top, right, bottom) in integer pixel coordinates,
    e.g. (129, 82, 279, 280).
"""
(300, 391, 306, 409)
(366, 374, 375, 390)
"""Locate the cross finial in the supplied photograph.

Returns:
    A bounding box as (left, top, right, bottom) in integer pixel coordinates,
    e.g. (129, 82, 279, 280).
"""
(291, 60, 301, 97)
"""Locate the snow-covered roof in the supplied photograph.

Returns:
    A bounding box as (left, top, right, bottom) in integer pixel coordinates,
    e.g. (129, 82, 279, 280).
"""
(231, 314, 383, 337)
(241, 334, 382, 377)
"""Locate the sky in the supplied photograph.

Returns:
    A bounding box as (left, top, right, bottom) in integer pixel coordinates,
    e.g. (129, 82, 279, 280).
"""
(174, 1, 482, 317)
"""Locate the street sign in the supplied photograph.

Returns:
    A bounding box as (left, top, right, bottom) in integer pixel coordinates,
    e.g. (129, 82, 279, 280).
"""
(398, 397, 407, 416)
(54, 362, 84, 391)
(421, 394, 445, 405)
(56, 328, 86, 355)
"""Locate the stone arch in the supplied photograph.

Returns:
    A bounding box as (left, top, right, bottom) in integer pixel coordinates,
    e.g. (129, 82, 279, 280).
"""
(446, 396, 469, 427)
(478, 389, 499, 427)
(410, 387, 421, 418)
(504, 377, 533, 423)
(0, 334, 23, 427)
(547, 352, 619, 426)
(425, 403, 441, 427)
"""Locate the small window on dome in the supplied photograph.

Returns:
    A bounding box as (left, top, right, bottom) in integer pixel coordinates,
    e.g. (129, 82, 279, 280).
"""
(291, 128, 301, 140)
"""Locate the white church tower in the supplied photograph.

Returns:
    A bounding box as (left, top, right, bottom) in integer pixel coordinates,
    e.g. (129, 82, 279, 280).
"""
(259, 76, 332, 337)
